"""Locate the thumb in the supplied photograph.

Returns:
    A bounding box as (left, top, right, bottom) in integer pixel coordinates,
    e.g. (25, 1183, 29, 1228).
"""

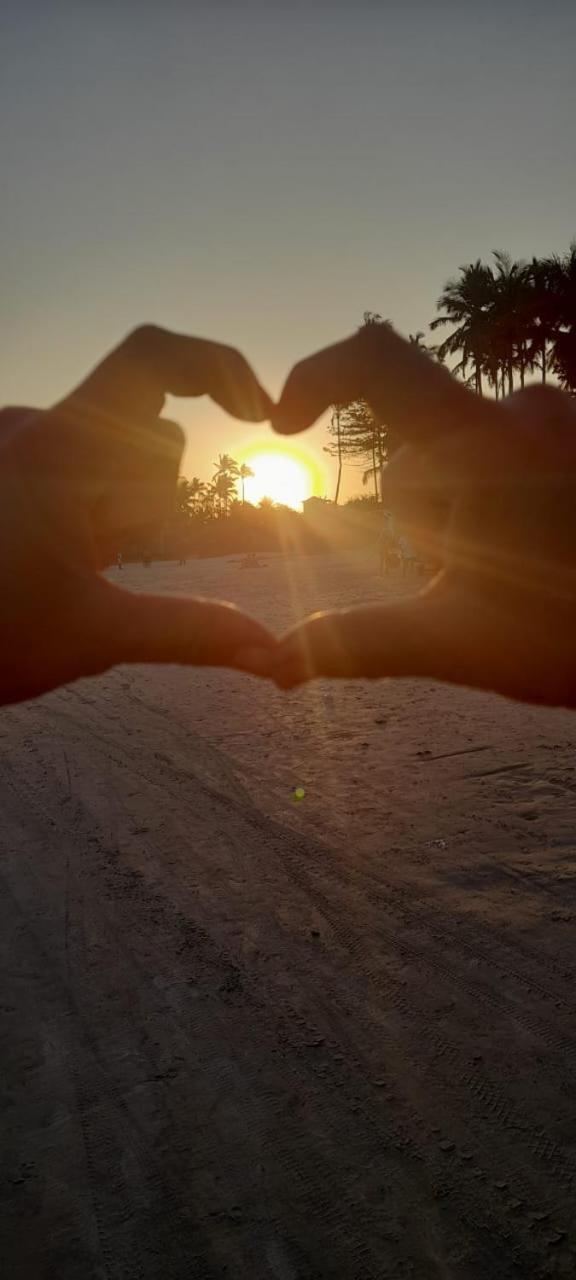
(273, 592, 455, 688)
(93, 583, 277, 678)
(272, 582, 557, 701)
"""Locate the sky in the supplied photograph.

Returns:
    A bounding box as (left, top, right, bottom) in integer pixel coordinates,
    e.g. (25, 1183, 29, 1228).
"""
(2, 0, 576, 500)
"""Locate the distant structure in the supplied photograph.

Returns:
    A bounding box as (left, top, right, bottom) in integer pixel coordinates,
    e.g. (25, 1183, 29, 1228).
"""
(302, 496, 331, 516)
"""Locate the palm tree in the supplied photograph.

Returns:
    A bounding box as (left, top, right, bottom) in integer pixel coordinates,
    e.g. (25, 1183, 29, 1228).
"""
(490, 250, 534, 394)
(176, 478, 195, 517)
(212, 472, 236, 517)
(184, 476, 208, 513)
(212, 454, 240, 514)
(545, 242, 576, 391)
(213, 453, 239, 480)
(238, 462, 254, 504)
(431, 260, 495, 394)
(432, 253, 542, 397)
(525, 256, 557, 385)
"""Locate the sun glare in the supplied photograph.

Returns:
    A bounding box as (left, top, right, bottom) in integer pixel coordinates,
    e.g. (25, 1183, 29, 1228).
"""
(237, 443, 323, 510)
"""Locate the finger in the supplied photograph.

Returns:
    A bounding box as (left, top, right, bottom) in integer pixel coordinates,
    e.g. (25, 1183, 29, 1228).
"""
(92, 416, 184, 559)
(57, 325, 272, 426)
(272, 583, 563, 701)
(380, 444, 453, 563)
(11, 409, 185, 574)
(97, 583, 278, 678)
(273, 594, 451, 687)
(379, 428, 502, 565)
(272, 325, 499, 446)
(0, 406, 39, 446)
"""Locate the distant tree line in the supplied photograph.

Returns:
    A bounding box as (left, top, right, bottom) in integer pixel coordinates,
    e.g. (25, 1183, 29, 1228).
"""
(176, 452, 256, 521)
(127, 445, 382, 562)
(157, 451, 305, 559)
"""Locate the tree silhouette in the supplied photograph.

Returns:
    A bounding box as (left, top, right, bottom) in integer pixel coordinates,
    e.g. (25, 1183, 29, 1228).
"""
(212, 472, 237, 517)
(238, 462, 254, 504)
(431, 245, 576, 396)
(431, 259, 494, 394)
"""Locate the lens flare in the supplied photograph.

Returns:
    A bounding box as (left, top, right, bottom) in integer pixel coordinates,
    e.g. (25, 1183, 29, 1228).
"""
(236, 441, 324, 510)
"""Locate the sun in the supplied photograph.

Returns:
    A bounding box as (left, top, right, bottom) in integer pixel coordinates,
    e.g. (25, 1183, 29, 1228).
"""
(236, 442, 323, 510)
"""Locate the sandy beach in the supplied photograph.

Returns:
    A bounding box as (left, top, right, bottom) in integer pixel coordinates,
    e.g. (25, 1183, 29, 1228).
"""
(2, 550, 576, 1278)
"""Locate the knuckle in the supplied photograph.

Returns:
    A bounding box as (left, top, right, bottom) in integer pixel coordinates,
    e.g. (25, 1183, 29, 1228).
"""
(507, 385, 575, 418)
(287, 356, 312, 388)
(224, 345, 247, 373)
(124, 323, 165, 355)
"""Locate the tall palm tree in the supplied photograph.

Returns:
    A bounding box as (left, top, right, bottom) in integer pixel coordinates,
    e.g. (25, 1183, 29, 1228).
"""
(431, 260, 495, 394)
(489, 250, 533, 394)
(212, 454, 240, 513)
(432, 253, 543, 397)
(213, 453, 239, 479)
(545, 242, 576, 391)
(201, 486, 217, 519)
(238, 462, 254, 505)
(212, 472, 236, 517)
(525, 256, 558, 385)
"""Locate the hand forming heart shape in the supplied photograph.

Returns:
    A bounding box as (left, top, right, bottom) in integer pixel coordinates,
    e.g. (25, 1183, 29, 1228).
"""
(2, 322, 576, 708)
(0, 326, 275, 705)
(272, 324, 576, 707)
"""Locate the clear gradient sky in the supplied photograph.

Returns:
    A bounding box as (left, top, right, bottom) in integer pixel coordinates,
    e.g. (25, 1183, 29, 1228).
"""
(2, 1, 576, 498)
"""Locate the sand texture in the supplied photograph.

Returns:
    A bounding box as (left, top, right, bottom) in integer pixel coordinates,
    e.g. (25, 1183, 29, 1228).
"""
(2, 552, 576, 1278)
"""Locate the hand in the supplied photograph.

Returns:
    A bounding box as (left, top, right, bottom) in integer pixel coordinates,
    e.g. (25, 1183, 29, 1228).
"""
(0, 325, 275, 705)
(271, 325, 576, 707)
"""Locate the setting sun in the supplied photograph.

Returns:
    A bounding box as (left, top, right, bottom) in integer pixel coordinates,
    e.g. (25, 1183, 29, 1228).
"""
(236, 442, 324, 510)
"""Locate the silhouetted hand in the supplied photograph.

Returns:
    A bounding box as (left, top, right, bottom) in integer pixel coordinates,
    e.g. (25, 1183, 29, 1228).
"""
(272, 325, 576, 706)
(0, 326, 275, 704)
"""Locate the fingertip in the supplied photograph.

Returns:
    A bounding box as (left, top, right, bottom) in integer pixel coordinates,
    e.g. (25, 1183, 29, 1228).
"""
(241, 382, 275, 423)
(271, 646, 311, 688)
(274, 671, 307, 691)
(218, 383, 274, 425)
(270, 406, 308, 436)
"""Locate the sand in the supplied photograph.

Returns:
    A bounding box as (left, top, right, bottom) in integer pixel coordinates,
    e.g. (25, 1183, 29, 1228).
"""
(2, 550, 576, 1278)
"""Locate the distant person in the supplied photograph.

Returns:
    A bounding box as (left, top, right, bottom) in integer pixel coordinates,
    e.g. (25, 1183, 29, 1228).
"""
(378, 529, 395, 576)
(397, 534, 416, 577)
(239, 552, 264, 569)
(117, 550, 123, 571)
